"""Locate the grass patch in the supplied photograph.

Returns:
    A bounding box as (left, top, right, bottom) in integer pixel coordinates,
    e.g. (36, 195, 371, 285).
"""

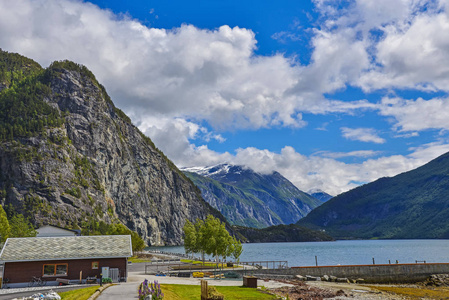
(129, 256, 152, 263)
(368, 285, 449, 299)
(59, 285, 100, 300)
(161, 284, 276, 300)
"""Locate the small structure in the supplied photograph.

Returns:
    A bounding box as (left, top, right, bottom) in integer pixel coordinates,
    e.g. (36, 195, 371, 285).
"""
(0, 235, 132, 288)
(243, 276, 258, 288)
(36, 225, 81, 237)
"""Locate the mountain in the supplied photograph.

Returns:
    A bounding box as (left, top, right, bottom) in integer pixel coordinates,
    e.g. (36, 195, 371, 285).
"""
(308, 189, 333, 203)
(182, 164, 322, 228)
(233, 224, 334, 243)
(298, 151, 449, 239)
(0, 50, 222, 246)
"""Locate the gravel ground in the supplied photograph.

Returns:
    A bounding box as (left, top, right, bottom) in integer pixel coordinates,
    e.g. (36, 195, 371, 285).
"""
(304, 281, 408, 300)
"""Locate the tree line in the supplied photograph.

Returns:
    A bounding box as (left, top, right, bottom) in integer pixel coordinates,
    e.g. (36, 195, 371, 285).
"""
(183, 215, 243, 265)
(0, 205, 36, 243)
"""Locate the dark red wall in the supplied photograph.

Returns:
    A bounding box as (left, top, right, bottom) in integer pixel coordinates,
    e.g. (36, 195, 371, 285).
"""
(4, 258, 127, 283)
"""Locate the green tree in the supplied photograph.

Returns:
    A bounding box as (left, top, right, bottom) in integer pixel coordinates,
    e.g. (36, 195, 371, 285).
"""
(9, 214, 36, 238)
(183, 219, 198, 256)
(182, 215, 241, 266)
(0, 205, 10, 243)
(231, 237, 243, 263)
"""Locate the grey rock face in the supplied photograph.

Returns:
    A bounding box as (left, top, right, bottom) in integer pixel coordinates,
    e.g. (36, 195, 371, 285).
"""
(0, 65, 215, 245)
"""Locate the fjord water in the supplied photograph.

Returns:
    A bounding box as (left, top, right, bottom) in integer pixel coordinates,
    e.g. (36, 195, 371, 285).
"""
(149, 240, 449, 267)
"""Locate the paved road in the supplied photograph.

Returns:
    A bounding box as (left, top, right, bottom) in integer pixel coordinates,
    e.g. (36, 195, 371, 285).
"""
(96, 271, 292, 300)
(96, 282, 140, 300)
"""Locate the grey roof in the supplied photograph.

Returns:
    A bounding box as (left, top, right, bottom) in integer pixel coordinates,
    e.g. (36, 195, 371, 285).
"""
(0, 235, 133, 262)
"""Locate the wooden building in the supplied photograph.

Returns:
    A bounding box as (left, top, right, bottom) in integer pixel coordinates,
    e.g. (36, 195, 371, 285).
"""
(0, 235, 132, 288)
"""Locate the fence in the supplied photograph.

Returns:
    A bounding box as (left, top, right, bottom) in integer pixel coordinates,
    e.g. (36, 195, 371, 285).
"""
(238, 261, 288, 269)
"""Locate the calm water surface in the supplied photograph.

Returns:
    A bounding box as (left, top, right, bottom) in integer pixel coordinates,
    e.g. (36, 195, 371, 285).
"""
(148, 240, 449, 267)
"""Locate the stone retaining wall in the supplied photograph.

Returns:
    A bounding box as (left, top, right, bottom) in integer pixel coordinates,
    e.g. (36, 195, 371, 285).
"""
(234, 263, 449, 283)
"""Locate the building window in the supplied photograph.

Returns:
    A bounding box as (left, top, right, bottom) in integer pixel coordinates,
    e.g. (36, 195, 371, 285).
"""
(92, 262, 99, 269)
(43, 264, 68, 276)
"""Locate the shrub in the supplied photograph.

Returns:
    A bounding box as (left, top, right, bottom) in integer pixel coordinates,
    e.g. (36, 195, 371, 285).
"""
(208, 286, 224, 300)
(101, 277, 112, 283)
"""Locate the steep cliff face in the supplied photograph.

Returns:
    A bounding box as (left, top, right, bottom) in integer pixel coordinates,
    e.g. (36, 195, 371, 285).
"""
(0, 52, 217, 245)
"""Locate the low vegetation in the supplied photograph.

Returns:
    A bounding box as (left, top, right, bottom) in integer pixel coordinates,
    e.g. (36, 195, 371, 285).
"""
(161, 284, 277, 300)
(58, 285, 100, 300)
(368, 285, 449, 299)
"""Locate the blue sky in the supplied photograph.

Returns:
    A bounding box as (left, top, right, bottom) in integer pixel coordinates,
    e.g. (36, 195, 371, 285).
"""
(2, 0, 449, 195)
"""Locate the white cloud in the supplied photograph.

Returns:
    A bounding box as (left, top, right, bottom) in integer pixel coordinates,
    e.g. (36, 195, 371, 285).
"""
(0, 0, 303, 131)
(0, 0, 382, 133)
(2, 0, 449, 198)
(311, 0, 449, 92)
(341, 127, 386, 144)
(378, 96, 449, 132)
(228, 143, 449, 195)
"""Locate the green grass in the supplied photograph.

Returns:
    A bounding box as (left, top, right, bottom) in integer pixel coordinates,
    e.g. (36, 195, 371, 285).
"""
(129, 256, 151, 263)
(59, 285, 101, 300)
(161, 284, 277, 300)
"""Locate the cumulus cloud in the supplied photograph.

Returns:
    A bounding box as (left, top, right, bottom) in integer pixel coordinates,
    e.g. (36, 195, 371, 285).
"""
(311, 0, 449, 92)
(0, 0, 305, 130)
(0, 0, 381, 132)
(378, 96, 449, 132)
(155, 122, 449, 195)
(341, 127, 386, 144)
(2, 0, 449, 196)
(227, 143, 449, 195)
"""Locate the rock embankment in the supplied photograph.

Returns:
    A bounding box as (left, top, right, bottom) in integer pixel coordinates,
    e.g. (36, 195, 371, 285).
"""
(423, 273, 449, 286)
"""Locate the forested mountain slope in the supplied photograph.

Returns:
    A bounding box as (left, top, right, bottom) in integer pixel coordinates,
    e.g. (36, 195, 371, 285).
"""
(298, 151, 449, 239)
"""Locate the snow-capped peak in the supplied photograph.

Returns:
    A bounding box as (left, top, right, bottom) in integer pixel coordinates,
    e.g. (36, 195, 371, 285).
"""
(181, 164, 234, 177)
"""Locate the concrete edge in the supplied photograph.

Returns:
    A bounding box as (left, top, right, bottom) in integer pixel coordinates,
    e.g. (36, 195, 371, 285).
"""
(87, 283, 113, 300)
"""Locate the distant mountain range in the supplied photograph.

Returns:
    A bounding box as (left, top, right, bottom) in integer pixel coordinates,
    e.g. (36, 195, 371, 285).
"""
(308, 190, 333, 203)
(298, 151, 449, 239)
(183, 164, 324, 228)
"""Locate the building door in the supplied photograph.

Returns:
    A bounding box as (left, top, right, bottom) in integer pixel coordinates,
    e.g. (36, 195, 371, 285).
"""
(109, 268, 119, 283)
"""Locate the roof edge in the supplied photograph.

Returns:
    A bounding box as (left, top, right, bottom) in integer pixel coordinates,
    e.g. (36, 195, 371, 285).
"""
(1, 254, 132, 264)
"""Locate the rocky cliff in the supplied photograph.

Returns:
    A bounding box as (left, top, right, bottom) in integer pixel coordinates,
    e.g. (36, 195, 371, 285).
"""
(0, 51, 220, 246)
